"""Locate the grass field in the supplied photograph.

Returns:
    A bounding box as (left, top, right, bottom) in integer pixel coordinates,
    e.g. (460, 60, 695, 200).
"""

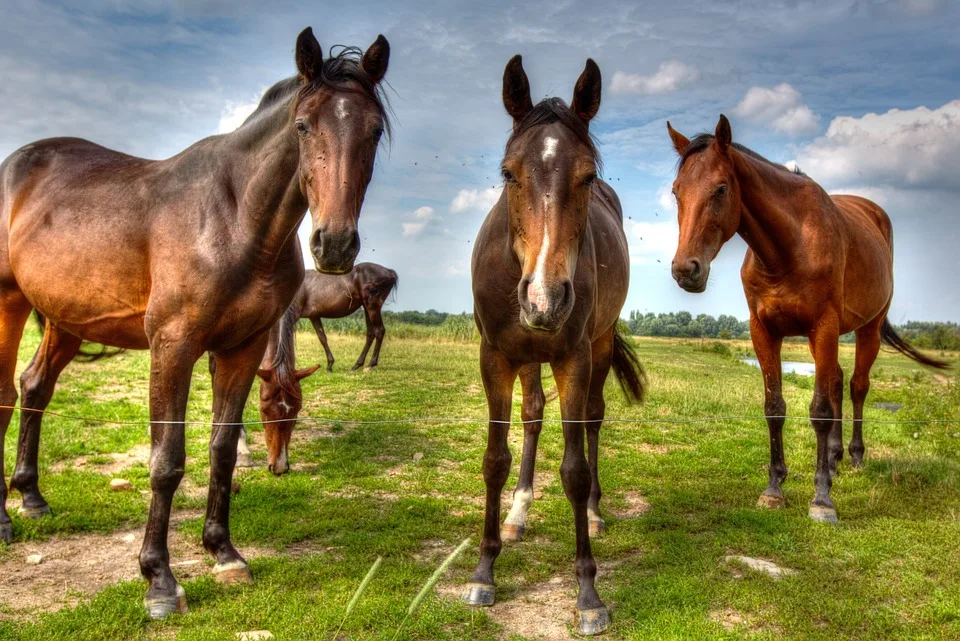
(1, 326, 959, 640)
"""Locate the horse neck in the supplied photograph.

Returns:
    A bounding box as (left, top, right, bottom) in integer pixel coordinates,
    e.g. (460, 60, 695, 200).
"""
(733, 151, 806, 273)
(222, 95, 307, 265)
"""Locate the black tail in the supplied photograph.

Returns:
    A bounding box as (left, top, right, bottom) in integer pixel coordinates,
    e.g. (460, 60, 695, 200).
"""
(611, 327, 647, 404)
(32, 310, 125, 362)
(880, 318, 950, 370)
(370, 270, 399, 303)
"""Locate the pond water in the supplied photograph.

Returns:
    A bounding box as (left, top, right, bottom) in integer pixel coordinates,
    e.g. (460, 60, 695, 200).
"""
(741, 358, 816, 376)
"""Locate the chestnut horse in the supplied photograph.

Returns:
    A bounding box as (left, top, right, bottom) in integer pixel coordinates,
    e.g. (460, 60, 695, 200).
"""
(462, 56, 645, 636)
(295, 262, 398, 371)
(0, 27, 391, 618)
(667, 115, 948, 525)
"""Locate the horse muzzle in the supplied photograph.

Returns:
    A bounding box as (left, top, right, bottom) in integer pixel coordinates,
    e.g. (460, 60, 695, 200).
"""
(310, 226, 360, 274)
(518, 276, 575, 332)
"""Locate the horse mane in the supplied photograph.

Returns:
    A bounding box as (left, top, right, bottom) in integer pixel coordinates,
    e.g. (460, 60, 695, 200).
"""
(507, 97, 602, 172)
(267, 299, 303, 400)
(295, 45, 393, 141)
(679, 133, 805, 176)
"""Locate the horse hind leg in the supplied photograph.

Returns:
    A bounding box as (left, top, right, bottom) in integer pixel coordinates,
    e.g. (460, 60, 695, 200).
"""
(352, 307, 375, 370)
(850, 318, 883, 467)
(585, 329, 615, 538)
(827, 364, 844, 477)
(0, 295, 31, 543)
(501, 363, 544, 542)
(10, 322, 82, 518)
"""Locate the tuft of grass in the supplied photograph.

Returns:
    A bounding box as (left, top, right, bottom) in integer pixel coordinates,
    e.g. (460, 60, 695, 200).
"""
(332, 555, 382, 640)
(392, 538, 471, 640)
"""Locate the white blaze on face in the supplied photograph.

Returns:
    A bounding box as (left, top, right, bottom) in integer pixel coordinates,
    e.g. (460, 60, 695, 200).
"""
(278, 399, 292, 413)
(276, 442, 289, 473)
(336, 97, 349, 120)
(542, 136, 558, 162)
(528, 216, 551, 313)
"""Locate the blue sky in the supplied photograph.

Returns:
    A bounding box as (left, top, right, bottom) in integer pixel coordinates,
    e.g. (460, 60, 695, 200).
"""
(1, 0, 958, 321)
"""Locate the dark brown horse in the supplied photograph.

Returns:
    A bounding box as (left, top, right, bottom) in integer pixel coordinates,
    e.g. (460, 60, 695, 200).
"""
(463, 56, 645, 636)
(0, 27, 390, 618)
(667, 115, 948, 525)
(295, 262, 398, 371)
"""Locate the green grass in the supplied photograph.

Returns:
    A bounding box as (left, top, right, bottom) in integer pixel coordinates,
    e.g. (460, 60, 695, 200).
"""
(1, 329, 959, 640)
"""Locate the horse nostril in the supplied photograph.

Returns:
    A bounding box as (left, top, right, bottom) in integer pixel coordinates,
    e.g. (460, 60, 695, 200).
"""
(688, 259, 702, 280)
(310, 228, 324, 255)
(560, 280, 574, 308)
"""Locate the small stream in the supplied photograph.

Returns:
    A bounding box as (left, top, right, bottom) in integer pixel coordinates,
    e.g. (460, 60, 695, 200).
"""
(741, 357, 816, 376)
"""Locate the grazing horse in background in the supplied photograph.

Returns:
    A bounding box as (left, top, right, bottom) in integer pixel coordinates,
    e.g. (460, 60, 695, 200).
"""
(667, 115, 948, 525)
(0, 27, 391, 618)
(208, 301, 321, 475)
(463, 55, 645, 636)
(295, 262, 398, 371)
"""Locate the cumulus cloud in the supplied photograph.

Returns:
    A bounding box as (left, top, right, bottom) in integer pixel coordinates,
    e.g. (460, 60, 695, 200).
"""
(450, 186, 502, 215)
(792, 100, 960, 191)
(401, 206, 436, 237)
(610, 61, 700, 96)
(625, 218, 678, 266)
(217, 91, 265, 134)
(733, 83, 820, 136)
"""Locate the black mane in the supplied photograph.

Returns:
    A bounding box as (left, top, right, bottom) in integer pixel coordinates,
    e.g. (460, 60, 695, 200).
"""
(508, 97, 602, 171)
(240, 46, 392, 140)
(679, 134, 804, 176)
(269, 300, 303, 400)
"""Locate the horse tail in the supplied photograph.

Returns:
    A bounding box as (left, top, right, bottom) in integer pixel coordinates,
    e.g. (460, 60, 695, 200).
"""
(611, 326, 647, 404)
(369, 269, 399, 303)
(880, 318, 950, 370)
(32, 309, 125, 362)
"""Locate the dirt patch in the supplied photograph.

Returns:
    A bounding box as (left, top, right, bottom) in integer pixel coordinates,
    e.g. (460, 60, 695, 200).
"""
(709, 607, 756, 631)
(615, 491, 651, 518)
(89, 382, 148, 405)
(0, 509, 279, 619)
(50, 442, 152, 475)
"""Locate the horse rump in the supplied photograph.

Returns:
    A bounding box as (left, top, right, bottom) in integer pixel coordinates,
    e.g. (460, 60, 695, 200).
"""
(611, 326, 647, 403)
(880, 318, 950, 370)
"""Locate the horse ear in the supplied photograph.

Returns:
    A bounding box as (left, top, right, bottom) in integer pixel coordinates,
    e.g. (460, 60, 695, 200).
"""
(715, 114, 732, 152)
(361, 34, 390, 84)
(295, 26, 324, 83)
(666, 121, 690, 156)
(295, 363, 322, 380)
(503, 55, 533, 124)
(571, 58, 602, 125)
(256, 368, 273, 381)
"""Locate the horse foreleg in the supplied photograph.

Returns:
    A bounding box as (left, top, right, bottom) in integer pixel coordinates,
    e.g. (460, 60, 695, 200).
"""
(752, 318, 788, 509)
(554, 340, 608, 636)
(367, 307, 386, 368)
(10, 323, 81, 518)
(204, 334, 269, 585)
(462, 341, 517, 608)
(502, 363, 543, 542)
(585, 330, 614, 538)
(352, 307, 375, 370)
(141, 333, 199, 619)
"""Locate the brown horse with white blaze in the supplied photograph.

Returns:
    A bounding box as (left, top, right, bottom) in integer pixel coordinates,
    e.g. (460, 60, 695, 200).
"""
(0, 27, 390, 618)
(296, 262, 398, 371)
(667, 115, 948, 525)
(463, 55, 645, 636)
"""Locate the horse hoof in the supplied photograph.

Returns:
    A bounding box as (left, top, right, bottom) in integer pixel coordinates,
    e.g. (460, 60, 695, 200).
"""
(144, 584, 188, 619)
(461, 582, 495, 607)
(756, 493, 785, 510)
(18, 504, 52, 519)
(577, 606, 611, 636)
(588, 519, 606, 538)
(501, 522, 525, 542)
(0, 522, 12, 544)
(808, 505, 839, 524)
(213, 560, 253, 585)
(850, 454, 864, 469)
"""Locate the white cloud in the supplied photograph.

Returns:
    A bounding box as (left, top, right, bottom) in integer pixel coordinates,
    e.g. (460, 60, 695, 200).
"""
(610, 61, 700, 96)
(450, 187, 502, 215)
(793, 100, 960, 191)
(401, 206, 435, 237)
(217, 90, 265, 134)
(625, 218, 678, 266)
(733, 83, 820, 136)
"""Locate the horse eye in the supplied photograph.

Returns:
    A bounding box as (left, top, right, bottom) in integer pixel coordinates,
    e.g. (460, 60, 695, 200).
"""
(502, 169, 516, 183)
(584, 173, 597, 186)
(295, 120, 309, 136)
(715, 184, 728, 197)
(372, 125, 384, 140)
